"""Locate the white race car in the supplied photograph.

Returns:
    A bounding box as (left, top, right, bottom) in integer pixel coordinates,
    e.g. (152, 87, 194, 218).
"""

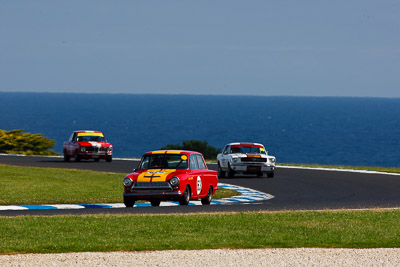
(217, 142, 276, 178)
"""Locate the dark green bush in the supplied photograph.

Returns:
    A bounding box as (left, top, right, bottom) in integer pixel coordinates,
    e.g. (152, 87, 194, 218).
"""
(161, 140, 220, 160)
(0, 129, 59, 156)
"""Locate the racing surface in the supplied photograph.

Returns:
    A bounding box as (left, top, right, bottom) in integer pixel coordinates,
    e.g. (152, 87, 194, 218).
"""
(1, 155, 400, 216)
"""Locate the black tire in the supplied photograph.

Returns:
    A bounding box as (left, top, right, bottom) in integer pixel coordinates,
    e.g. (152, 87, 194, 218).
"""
(124, 197, 135, 207)
(74, 151, 81, 162)
(179, 186, 190, 205)
(227, 163, 235, 178)
(63, 151, 70, 162)
(217, 163, 225, 178)
(257, 172, 263, 177)
(267, 171, 274, 178)
(94, 158, 100, 162)
(106, 155, 112, 162)
(201, 186, 213, 205)
(150, 200, 161, 207)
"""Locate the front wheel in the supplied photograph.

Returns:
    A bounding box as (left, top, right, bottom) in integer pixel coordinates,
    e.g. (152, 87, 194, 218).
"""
(63, 151, 70, 162)
(106, 155, 112, 162)
(179, 186, 190, 205)
(267, 171, 274, 178)
(227, 163, 235, 178)
(201, 186, 213, 205)
(150, 200, 161, 206)
(124, 197, 135, 208)
(74, 151, 81, 162)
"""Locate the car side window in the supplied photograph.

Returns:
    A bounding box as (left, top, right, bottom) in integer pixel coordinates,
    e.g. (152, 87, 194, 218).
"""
(68, 133, 74, 142)
(223, 145, 230, 154)
(190, 154, 199, 170)
(140, 157, 149, 169)
(72, 133, 78, 142)
(196, 154, 206, 169)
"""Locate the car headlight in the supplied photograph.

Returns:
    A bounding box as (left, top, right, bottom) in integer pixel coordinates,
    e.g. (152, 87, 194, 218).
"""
(169, 176, 180, 186)
(123, 177, 133, 187)
(269, 157, 276, 163)
(232, 158, 238, 163)
(80, 147, 86, 152)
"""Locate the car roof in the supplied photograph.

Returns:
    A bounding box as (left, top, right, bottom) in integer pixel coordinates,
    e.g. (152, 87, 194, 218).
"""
(225, 142, 264, 147)
(143, 150, 202, 156)
(74, 130, 103, 134)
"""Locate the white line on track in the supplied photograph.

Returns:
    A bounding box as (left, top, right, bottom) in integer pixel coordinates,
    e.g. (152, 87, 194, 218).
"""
(278, 165, 400, 176)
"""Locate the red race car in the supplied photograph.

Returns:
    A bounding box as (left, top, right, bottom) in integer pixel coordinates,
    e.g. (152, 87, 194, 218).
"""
(123, 150, 218, 207)
(63, 130, 113, 162)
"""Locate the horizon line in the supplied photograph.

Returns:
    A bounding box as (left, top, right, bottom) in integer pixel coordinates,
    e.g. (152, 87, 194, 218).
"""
(0, 90, 399, 99)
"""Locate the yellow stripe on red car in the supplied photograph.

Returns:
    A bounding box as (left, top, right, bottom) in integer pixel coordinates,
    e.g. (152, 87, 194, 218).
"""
(77, 132, 104, 137)
(150, 150, 183, 154)
(137, 169, 177, 182)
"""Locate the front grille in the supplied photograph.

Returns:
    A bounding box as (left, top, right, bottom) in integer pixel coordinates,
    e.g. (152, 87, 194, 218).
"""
(85, 147, 98, 152)
(84, 146, 108, 152)
(132, 182, 172, 191)
(241, 157, 267, 163)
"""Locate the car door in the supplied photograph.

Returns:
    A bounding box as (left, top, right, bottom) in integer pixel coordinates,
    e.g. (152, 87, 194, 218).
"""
(196, 154, 211, 197)
(189, 154, 203, 197)
(65, 132, 75, 155)
(70, 132, 79, 155)
(220, 145, 230, 169)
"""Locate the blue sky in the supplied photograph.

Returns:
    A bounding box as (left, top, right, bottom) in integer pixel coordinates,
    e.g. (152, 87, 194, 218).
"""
(1, 1, 399, 97)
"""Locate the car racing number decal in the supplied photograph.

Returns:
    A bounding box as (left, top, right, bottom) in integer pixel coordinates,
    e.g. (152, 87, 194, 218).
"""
(196, 176, 202, 195)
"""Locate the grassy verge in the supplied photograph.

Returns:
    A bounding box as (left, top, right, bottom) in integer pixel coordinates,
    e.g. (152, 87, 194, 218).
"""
(1, 210, 400, 253)
(0, 165, 238, 205)
(278, 163, 400, 174)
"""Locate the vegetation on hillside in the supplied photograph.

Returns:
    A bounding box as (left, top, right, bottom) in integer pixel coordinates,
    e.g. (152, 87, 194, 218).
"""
(0, 129, 59, 156)
(161, 139, 221, 159)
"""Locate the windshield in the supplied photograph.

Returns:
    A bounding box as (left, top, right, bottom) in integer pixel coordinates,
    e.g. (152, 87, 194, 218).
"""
(77, 135, 106, 142)
(230, 146, 266, 154)
(139, 154, 189, 170)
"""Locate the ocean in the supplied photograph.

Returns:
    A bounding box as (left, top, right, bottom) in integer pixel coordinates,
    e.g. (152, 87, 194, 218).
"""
(1, 92, 399, 167)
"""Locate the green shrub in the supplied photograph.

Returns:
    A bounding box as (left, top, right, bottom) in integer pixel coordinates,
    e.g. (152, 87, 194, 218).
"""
(0, 129, 59, 156)
(161, 140, 220, 160)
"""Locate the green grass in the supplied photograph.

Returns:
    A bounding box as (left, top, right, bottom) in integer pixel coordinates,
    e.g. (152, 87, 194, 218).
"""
(0, 164, 238, 205)
(1, 210, 400, 253)
(278, 163, 400, 174)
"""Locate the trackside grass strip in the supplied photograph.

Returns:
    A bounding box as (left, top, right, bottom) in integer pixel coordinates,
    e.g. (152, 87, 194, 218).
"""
(1, 210, 400, 253)
(0, 165, 237, 205)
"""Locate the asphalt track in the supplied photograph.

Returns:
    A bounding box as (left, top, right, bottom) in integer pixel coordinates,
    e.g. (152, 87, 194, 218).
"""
(1, 155, 400, 216)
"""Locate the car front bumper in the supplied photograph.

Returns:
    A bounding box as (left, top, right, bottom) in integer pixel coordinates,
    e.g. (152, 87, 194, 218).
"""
(123, 191, 182, 200)
(78, 151, 111, 159)
(230, 163, 274, 173)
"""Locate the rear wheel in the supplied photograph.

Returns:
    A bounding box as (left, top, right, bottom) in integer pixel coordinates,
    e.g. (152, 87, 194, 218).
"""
(201, 186, 213, 205)
(150, 200, 161, 206)
(179, 186, 190, 205)
(217, 163, 225, 178)
(124, 197, 135, 207)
